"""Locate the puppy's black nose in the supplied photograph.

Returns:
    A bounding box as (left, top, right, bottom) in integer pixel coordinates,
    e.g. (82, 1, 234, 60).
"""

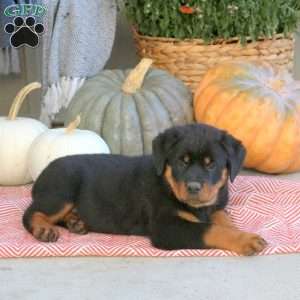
(187, 182, 201, 194)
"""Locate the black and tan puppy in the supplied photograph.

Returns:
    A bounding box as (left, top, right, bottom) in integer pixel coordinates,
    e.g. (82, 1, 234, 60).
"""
(23, 123, 267, 255)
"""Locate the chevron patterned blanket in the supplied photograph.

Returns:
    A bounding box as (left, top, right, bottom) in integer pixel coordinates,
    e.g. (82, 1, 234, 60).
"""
(0, 176, 299, 258)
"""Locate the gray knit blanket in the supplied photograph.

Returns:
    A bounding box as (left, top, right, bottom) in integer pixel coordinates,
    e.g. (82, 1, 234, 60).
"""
(40, 0, 117, 124)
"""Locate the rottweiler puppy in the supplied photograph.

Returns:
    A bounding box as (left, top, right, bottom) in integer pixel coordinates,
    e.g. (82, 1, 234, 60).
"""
(23, 123, 267, 255)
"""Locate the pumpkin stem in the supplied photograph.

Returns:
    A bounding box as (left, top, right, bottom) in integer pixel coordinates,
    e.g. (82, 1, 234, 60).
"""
(122, 58, 153, 94)
(8, 82, 42, 120)
(65, 115, 81, 133)
(269, 79, 285, 92)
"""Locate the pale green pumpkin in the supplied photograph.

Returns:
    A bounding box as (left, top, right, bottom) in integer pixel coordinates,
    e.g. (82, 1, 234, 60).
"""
(65, 59, 193, 155)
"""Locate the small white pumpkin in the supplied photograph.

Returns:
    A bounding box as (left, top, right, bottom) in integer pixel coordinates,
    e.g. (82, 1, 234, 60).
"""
(0, 82, 47, 186)
(28, 116, 110, 180)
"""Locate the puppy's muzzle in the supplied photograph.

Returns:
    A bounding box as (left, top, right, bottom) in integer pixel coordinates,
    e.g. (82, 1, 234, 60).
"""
(187, 182, 201, 195)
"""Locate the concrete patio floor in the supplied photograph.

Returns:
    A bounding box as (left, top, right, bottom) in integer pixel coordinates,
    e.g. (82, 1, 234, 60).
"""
(1, 253, 300, 300)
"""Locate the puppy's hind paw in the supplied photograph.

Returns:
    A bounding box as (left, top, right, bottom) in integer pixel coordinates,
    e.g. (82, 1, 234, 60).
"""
(65, 212, 88, 235)
(32, 225, 59, 242)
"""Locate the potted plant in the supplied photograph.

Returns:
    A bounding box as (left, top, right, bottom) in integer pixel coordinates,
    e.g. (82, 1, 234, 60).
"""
(124, 0, 300, 92)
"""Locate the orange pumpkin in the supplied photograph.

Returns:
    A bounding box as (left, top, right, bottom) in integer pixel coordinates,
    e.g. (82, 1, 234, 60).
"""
(194, 61, 300, 174)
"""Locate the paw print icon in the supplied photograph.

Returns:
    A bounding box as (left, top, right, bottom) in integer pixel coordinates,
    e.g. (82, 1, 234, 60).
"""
(4, 16, 44, 48)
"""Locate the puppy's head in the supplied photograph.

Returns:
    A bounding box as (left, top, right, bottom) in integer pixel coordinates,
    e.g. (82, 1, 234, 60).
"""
(152, 124, 246, 208)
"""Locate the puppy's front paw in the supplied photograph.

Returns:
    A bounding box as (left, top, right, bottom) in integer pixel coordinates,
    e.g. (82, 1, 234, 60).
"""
(234, 232, 267, 256)
(32, 225, 59, 242)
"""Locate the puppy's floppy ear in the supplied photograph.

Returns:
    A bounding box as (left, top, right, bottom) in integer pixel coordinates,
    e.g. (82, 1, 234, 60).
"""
(152, 129, 181, 176)
(221, 132, 246, 182)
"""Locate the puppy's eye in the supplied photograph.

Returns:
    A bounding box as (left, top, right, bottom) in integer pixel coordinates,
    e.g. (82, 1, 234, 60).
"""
(205, 161, 216, 170)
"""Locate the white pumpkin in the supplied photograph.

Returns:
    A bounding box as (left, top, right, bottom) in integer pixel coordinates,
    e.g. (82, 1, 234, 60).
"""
(0, 82, 47, 186)
(28, 116, 110, 180)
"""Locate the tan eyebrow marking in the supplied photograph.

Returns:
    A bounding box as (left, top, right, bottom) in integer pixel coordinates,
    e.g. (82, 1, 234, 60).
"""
(204, 157, 211, 165)
(183, 154, 190, 164)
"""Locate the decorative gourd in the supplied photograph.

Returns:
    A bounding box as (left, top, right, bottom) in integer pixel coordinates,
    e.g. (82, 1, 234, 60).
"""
(28, 116, 110, 180)
(65, 58, 193, 155)
(0, 82, 47, 185)
(194, 61, 300, 174)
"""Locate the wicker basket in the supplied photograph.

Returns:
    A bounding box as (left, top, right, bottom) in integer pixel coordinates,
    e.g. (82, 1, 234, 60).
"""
(133, 29, 294, 93)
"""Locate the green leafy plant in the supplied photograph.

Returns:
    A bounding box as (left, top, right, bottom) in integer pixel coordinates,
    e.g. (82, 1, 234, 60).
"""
(124, 0, 300, 43)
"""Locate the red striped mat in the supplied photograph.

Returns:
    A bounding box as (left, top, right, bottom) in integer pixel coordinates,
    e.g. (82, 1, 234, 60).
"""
(0, 176, 299, 258)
